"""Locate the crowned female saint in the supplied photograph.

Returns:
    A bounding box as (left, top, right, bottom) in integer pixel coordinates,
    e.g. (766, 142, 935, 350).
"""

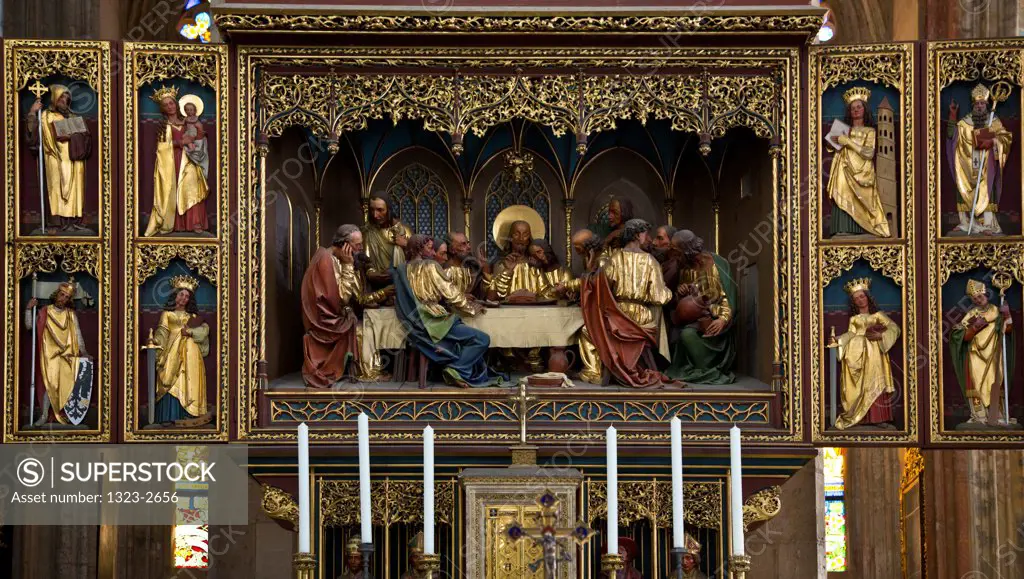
(151, 275, 210, 424)
(144, 87, 210, 236)
(827, 87, 891, 238)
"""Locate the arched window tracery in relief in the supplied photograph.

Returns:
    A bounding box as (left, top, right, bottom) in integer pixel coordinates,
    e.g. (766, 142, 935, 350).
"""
(484, 169, 550, 260)
(386, 163, 450, 239)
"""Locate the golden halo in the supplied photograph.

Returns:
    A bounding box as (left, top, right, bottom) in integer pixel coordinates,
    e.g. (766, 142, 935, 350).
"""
(178, 93, 204, 117)
(491, 205, 545, 251)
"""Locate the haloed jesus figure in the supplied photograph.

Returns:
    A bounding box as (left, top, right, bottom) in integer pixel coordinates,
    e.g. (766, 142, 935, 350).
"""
(483, 219, 553, 303)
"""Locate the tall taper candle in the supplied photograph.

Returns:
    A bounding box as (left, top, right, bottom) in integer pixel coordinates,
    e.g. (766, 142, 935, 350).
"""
(358, 412, 372, 543)
(607, 425, 618, 550)
(670, 417, 684, 549)
(729, 425, 745, 556)
(297, 423, 311, 553)
(423, 425, 435, 555)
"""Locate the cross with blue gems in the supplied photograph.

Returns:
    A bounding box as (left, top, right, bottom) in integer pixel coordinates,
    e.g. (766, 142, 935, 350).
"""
(505, 490, 594, 579)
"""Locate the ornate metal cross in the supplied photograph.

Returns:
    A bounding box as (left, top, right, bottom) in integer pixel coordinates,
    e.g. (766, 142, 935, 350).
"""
(29, 80, 47, 100)
(506, 491, 593, 579)
(509, 382, 537, 444)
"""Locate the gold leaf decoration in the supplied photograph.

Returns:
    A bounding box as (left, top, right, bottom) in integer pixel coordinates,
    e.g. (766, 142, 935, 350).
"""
(900, 448, 924, 492)
(10, 40, 102, 90)
(15, 243, 100, 279)
(938, 242, 1024, 285)
(320, 479, 456, 528)
(818, 50, 906, 91)
(133, 49, 218, 89)
(935, 44, 1023, 89)
(820, 245, 904, 287)
(742, 485, 781, 530)
(261, 485, 299, 525)
(135, 244, 219, 285)
(587, 481, 722, 530)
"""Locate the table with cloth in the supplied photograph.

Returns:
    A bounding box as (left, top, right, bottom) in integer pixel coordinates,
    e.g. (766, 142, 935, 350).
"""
(362, 305, 669, 375)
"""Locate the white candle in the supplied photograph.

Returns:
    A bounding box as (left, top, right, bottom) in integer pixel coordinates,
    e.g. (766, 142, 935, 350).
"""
(297, 423, 311, 553)
(729, 425, 745, 556)
(423, 425, 435, 555)
(358, 412, 372, 543)
(670, 417, 684, 549)
(606, 425, 618, 551)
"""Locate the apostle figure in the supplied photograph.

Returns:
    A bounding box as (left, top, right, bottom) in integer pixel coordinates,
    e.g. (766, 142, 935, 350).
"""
(144, 87, 211, 236)
(27, 84, 91, 232)
(301, 225, 392, 388)
(601, 197, 635, 253)
(392, 235, 497, 388)
(827, 87, 890, 238)
(561, 219, 673, 387)
(947, 83, 1014, 235)
(24, 280, 92, 426)
(363, 192, 411, 285)
(398, 532, 426, 579)
(571, 229, 603, 275)
(336, 536, 363, 579)
(830, 277, 900, 430)
(614, 536, 643, 579)
(950, 279, 1014, 425)
(433, 237, 448, 264)
(529, 238, 574, 289)
(666, 230, 737, 385)
(443, 231, 482, 298)
(482, 206, 554, 303)
(149, 276, 210, 424)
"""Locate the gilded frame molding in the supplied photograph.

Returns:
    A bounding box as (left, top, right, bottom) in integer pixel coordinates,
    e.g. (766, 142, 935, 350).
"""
(926, 40, 1024, 443)
(3, 40, 113, 442)
(237, 45, 802, 444)
(121, 42, 230, 442)
(808, 44, 918, 443)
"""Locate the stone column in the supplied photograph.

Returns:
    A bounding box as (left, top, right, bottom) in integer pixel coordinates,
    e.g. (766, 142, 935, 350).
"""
(845, 448, 903, 578)
(747, 458, 823, 579)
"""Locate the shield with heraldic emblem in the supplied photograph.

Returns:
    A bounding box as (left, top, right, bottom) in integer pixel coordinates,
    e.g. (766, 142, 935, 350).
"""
(64, 357, 94, 425)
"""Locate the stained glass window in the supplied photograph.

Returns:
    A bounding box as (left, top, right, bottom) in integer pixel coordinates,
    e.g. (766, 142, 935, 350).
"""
(484, 169, 550, 260)
(823, 447, 847, 572)
(386, 164, 449, 239)
(173, 446, 210, 569)
(178, 1, 213, 43)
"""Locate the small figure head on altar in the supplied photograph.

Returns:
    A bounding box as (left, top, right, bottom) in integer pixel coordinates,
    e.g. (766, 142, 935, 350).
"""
(340, 535, 363, 577)
(676, 533, 707, 579)
(615, 536, 642, 579)
(363, 192, 411, 283)
(651, 224, 677, 263)
(950, 278, 1015, 427)
(399, 531, 425, 579)
(47, 84, 73, 115)
(528, 239, 558, 271)
(622, 218, 652, 249)
(486, 206, 551, 303)
(946, 82, 1014, 236)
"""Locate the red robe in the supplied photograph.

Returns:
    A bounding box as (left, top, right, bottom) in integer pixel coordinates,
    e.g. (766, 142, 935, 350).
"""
(300, 248, 359, 388)
(170, 123, 209, 233)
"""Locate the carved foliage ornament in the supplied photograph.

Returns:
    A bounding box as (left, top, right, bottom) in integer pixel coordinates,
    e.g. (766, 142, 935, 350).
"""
(261, 485, 299, 525)
(320, 480, 456, 528)
(900, 448, 924, 492)
(216, 13, 824, 34)
(258, 70, 780, 146)
(935, 45, 1024, 89)
(741, 486, 781, 530)
(587, 481, 723, 530)
(817, 48, 907, 92)
(132, 49, 218, 89)
(938, 242, 1024, 285)
(820, 245, 904, 287)
(135, 244, 219, 285)
(12, 41, 101, 90)
(16, 243, 100, 279)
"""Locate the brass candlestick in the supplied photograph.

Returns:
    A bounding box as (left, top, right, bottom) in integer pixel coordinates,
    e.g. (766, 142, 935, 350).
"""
(360, 543, 375, 578)
(729, 554, 751, 579)
(420, 553, 441, 579)
(601, 553, 624, 576)
(293, 552, 316, 579)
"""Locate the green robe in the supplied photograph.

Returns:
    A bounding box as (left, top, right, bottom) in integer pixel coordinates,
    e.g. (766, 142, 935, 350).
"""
(666, 253, 738, 384)
(949, 310, 1014, 420)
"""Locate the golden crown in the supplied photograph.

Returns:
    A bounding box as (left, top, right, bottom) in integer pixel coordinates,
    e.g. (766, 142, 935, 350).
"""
(843, 86, 872, 106)
(170, 275, 199, 293)
(966, 279, 988, 297)
(971, 84, 991, 103)
(346, 536, 362, 554)
(150, 85, 179, 104)
(843, 277, 872, 296)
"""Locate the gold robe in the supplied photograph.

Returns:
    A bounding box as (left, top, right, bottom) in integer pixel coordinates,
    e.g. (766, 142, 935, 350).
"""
(960, 304, 1004, 408)
(36, 306, 83, 424)
(951, 116, 1013, 217)
(445, 264, 477, 296)
(487, 259, 555, 301)
(154, 310, 209, 418)
(678, 260, 733, 324)
(145, 124, 210, 236)
(827, 126, 890, 237)
(834, 312, 900, 430)
(573, 249, 672, 381)
(333, 258, 389, 381)
(363, 222, 411, 275)
(407, 259, 476, 317)
(543, 266, 574, 289)
(39, 109, 86, 219)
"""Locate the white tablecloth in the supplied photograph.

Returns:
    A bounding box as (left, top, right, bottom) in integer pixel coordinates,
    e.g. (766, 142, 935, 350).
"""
(363, 305, 669, 358)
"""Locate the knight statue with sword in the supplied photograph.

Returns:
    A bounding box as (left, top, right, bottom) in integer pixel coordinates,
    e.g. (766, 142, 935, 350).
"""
(946, 82, 1014, 236)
